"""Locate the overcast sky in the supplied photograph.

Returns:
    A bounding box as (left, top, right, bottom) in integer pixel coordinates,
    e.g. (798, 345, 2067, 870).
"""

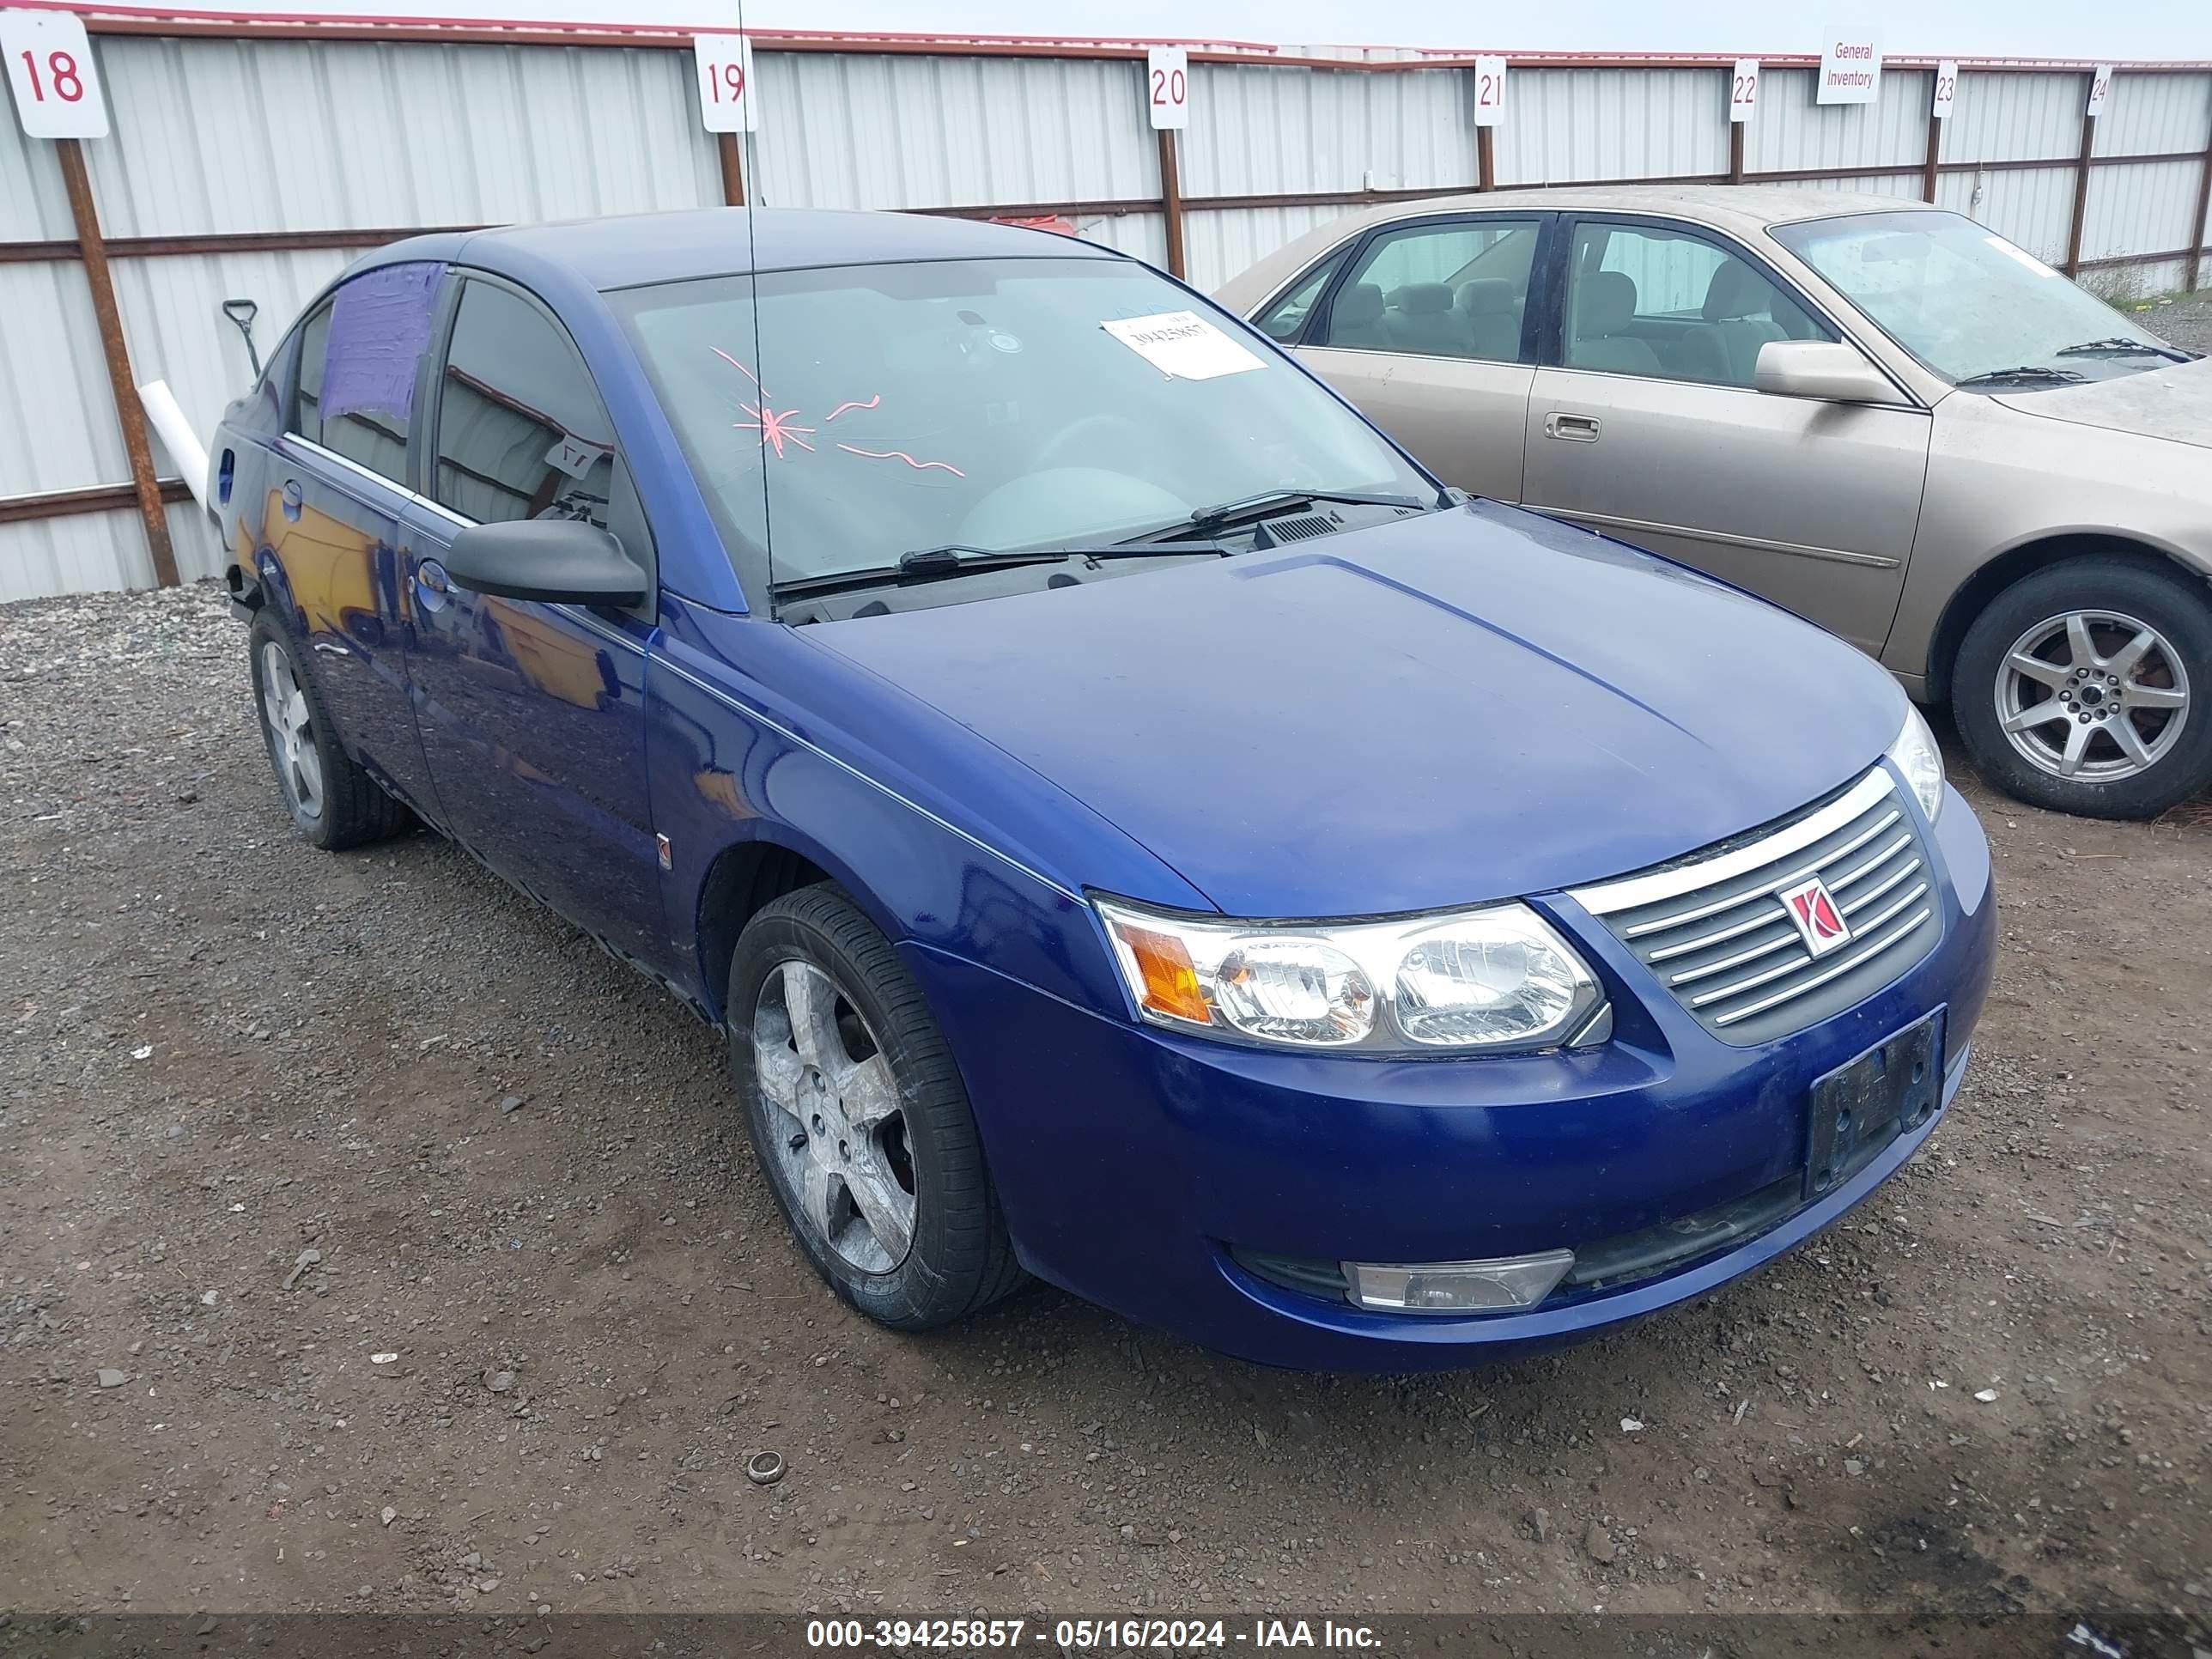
(740, 0, 2211, 61)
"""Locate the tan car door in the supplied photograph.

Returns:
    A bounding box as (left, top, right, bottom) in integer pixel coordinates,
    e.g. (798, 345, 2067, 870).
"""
(1273, 213, 1547, 507)
(1519, 216, 1932, 657)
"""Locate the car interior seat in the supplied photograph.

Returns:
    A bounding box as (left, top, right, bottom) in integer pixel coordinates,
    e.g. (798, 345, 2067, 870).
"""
(1454, 278, 1522, 362)
(1565, 270, 1663, 374)
(1683, 259, 1791, 385)
(1381, 282, 1464, 355)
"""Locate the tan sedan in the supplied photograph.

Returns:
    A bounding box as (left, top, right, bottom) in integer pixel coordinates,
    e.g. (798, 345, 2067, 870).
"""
(1218, 186, 2212, 819)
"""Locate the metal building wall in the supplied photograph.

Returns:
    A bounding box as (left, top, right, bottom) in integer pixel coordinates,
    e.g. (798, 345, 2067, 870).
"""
(4, 30, 2209, 601)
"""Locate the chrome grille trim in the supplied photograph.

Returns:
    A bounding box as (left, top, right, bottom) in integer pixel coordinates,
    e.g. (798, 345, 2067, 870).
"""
(1572, 767, 1897, 919)
(1570, 767, 1942, 1045)
(1711, 907, 1935, 1027)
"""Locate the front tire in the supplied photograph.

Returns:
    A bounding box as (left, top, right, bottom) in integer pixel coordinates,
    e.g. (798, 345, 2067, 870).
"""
(729, 885, 1025, 1331)
(1952, 557, 2212, 819)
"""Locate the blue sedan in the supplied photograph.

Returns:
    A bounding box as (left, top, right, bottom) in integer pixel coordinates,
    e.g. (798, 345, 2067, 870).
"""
(210, 208, 1996, 1370)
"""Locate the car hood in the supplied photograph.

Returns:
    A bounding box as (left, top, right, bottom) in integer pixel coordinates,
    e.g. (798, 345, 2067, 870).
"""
(1992, 356, 2212, 450)
(809, 502, 1905, 918)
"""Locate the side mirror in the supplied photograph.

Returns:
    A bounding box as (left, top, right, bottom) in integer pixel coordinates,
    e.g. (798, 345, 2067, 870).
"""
(442, 519, 647, 608)
(1754, 340, 1894, 404)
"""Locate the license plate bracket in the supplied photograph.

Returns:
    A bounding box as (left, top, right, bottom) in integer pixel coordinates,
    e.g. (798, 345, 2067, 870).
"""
(1805, 1011, 1943, 1200)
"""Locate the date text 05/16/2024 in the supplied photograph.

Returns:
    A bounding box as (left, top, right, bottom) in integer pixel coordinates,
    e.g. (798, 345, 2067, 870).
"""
(805, 1618, 1382, 1649)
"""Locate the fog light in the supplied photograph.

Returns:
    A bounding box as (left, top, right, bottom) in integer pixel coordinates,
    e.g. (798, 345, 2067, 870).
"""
(1345, 1249, 1575, 1315)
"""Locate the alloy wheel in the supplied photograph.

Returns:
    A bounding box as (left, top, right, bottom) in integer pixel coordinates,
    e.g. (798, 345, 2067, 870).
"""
(1994, 608, 2190, 783)
(259, 639, 325, 820)
(752, 958, 917, 1274)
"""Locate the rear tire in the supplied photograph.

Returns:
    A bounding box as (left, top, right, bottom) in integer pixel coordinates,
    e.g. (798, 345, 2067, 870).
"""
(1951, 557, 2212, 819)
(729, 884, 1025, 1331)
(247, 611, 415, 850)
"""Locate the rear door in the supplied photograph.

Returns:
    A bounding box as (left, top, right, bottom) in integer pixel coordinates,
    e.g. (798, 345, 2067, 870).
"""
(396, 273, 672, 974)
(1520, 215, 1932, 656)
(266, 264, 444, 817)
(1269, 213, 1549, 506)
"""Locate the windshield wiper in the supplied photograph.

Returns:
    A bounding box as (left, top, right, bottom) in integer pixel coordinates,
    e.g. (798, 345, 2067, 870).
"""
(1121, 487, 1438, 545)
(770, 542, 1228, 600)
(1952, 365, 2089, 389)
(2052, 337, 2191, 363)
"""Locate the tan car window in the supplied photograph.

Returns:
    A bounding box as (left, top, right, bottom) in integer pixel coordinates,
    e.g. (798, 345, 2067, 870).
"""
(1316, 220, 1539, 363)
(1566, 222, 1827, 387)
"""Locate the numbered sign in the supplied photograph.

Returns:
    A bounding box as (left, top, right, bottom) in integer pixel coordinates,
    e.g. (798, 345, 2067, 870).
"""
(1932, 60, 1959, 118)
(2, 9, 109, 140)
(1729, 59, 1759, 122)
(1146, 46, 1188, 130)
(692, 32, 756, 134)
(1472, 55, 1507, 127)
(2086, 64, 2113, 117)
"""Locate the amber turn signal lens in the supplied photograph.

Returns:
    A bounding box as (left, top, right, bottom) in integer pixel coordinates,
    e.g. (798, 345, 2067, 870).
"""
(1116, 923, 1212, 1024)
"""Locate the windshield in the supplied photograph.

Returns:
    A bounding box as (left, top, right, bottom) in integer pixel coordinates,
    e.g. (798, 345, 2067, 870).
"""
(1769, 210, 2178, 389)
(612, 256, 1430, 599)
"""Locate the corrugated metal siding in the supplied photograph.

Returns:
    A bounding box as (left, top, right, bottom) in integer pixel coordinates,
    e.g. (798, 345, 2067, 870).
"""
(2081, 160, 2203, 260)
(1498, 68, 1727, 185)
(1940, 70, 2084, 164)
(1182, 63, 1471, 196)
(84, 34, 719, 235)
(2091, 71, 2210, 158)
(1, 116, 71, 242)
(1183, 203, 1342, 293)
(8, 35, 2209, 599)
(0, 262, 127, 496)
(751, 52, 1152, 210)
(1747, 69, 1931, 173)
(1934, 167, 2077, 264)
(0, 501, 217, 604)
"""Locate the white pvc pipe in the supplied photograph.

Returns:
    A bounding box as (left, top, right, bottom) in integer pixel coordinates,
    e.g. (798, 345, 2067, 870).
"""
(137, 380, 210, 514)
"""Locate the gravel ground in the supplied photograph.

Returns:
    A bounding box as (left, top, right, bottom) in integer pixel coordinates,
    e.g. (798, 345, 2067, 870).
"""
(2, 585, 2209, 1639)
(2139, 286, 2212, 355)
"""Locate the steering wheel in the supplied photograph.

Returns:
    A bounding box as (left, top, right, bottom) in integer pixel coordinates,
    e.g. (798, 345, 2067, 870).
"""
(1032, 412, 1152, 474)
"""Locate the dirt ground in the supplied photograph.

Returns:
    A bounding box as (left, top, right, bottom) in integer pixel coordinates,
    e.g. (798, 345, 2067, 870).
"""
(1, 583, 2208, 1644)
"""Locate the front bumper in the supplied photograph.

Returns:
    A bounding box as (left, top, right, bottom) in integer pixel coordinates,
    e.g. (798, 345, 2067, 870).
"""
(908, 783, 1996, 1371)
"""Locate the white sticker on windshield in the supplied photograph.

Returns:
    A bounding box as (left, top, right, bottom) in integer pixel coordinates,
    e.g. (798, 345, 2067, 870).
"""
(1101, 311, 1266, 380)
(1984, 235, 2058, 277)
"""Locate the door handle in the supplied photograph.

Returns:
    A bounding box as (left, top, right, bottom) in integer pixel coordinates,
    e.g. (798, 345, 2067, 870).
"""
(1544, 412, 1601, 442)
(280, 478, 304, 520)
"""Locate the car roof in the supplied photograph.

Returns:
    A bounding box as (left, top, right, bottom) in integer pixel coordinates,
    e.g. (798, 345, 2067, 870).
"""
(345, 206, 1117, 292)
(1323, 183, 1939, 241)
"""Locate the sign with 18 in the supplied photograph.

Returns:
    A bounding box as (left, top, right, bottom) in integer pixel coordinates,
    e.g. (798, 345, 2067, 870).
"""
(2, 9, 109, 140)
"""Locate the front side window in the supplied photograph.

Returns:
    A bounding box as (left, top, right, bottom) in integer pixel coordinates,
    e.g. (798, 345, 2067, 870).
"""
(1314, 219, 1539, 362)
(612, 256, 1430, 597)
(293, 261, 441, 479)
(1564, 221, 1829, 386)
(1770, 210, 2180, 388)
(434, 282, 620, 530)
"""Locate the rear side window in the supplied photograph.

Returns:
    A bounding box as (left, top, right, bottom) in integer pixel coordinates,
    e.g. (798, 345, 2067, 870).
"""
(433, 282, 619, 530)
(1253, 250, 1345, 342)
(293, 262, 441, 481)
(1315, 219, 1540, 362)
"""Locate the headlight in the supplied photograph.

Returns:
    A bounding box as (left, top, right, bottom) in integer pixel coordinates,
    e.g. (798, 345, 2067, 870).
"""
(1887, 703, 1945, 823)
(1095, 896, 1604, 1055)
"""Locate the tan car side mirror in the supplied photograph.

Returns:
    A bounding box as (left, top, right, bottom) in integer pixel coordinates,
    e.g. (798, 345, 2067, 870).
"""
(1755, 339, 1895, 404)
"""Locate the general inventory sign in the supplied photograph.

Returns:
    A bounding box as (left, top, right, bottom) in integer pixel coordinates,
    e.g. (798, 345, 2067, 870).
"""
(1817, 32, 1883, 106)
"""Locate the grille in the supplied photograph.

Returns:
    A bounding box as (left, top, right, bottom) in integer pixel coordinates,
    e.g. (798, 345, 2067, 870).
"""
(1569, 769, 1940, 1046)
